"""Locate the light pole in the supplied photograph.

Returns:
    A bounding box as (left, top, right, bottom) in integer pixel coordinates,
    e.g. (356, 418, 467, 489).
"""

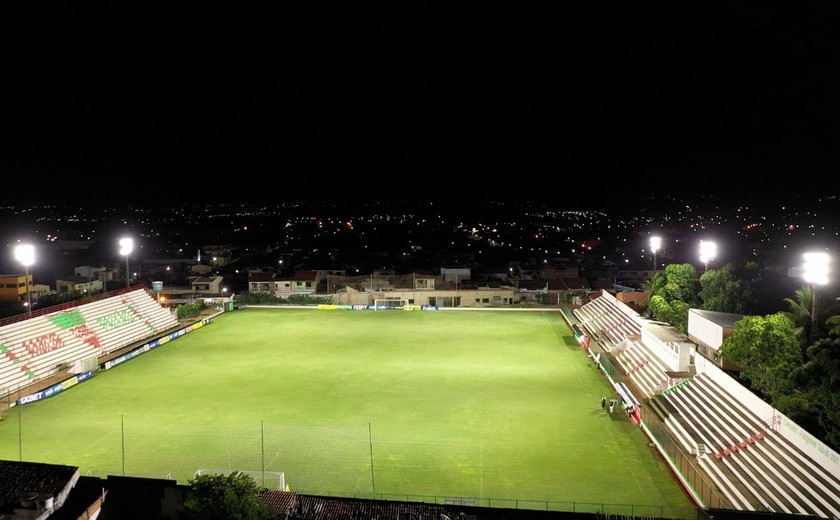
(699, 240, 717, 272)
(649, 236, 661, 273)
(803, 252, 830, 342)
(119, 237, 134, 289)
(14, 244, 35, 316)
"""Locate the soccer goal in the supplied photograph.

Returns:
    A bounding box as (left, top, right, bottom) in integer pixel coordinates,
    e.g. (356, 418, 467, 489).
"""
(195, 469, 286, 490)
(373, 298, 411, 310)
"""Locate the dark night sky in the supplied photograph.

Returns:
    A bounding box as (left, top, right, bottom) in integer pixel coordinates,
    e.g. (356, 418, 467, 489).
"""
(4, 2, 840, 206)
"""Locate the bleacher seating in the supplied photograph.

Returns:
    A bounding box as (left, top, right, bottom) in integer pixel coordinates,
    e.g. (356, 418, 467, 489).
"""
(0, 289, 179, 397)
(574, 296, 642, 350)
(656, 373, 840, 518)
(576, 293, 840, 519)
(615, 341, 670, 397)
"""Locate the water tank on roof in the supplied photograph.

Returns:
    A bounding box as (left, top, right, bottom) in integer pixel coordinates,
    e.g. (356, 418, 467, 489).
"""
(36, 493, 55, 510)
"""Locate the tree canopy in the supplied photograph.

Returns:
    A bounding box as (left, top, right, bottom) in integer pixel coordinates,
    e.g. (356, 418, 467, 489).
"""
(645, 263, 700, 334)
(790, 338, 840, 449)
(180, 471, 275, 520)
(716, 314, 803, 401)
(699, 263, 745, 314)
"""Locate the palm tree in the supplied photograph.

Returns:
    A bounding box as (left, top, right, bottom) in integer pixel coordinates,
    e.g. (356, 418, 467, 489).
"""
(781, 286, 814, 342)
(824, 297, 840, 337)
(640, 270, 665, 311)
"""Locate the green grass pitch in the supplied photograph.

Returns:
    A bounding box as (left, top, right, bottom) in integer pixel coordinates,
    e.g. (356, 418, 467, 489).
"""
(0, 308, 692, 513)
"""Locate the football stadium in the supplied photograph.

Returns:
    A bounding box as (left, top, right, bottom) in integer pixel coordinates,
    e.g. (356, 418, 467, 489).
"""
(0, 288, 838, 519)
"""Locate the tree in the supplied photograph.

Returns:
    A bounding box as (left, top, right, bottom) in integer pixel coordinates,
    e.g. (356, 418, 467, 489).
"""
(823, 297, 840, 337)
(730, 261, 791, 316)
(34, 289, 94, 310)
(668, 300, 692, 334)
(781, 286, 815, 346)
(179, 472, 274, 520)
(0, 298, 25, 319)
(699, 264, 746, 314)
(718, 314, 803, 401)
(639, 272, 663, 316)
(771, 390, 824, 444)
(644, 264, 700, 333)
(789, 338, 840, 450)
(646, 294, 670, 322)
(646, 270, 667, 297)
(659, 263, 701, 306)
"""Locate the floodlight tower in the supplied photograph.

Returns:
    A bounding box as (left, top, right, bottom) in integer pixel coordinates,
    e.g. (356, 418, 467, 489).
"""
(119, 237, 134, 288)
(699, 240, 717, 272)
(803, 252, 830, 342)
(649, 236, 661, 273)
(14, 244, 35, 316)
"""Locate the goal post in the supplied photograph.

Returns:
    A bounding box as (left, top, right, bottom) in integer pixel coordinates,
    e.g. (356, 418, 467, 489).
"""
(373, 298, 411, 311)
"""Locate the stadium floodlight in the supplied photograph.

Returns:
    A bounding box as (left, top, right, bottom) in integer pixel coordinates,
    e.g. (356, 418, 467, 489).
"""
(699, 240, 716, 272)
(649, 236, 661, 273)
(803, 252, 830, 342)
(14, 244, 35, 317)
(119, 237, 134, 288)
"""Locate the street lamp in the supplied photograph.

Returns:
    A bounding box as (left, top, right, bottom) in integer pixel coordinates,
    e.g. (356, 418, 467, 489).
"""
(803, 252, 830, 342)
(649, 236, 661, 273)
(119, 237, 134, 288)
(14, 244, 35, 316)
(699, 240, 717, 272)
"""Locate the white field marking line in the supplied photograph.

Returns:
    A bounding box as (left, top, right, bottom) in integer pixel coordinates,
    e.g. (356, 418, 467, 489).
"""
(218, 423, 232, 471)
(81, 429, 119, 455)
(383, 442, 400, 469)
(264, 448, 282, 470)
(480, 443, 484, 499)
(321, 426, 359, 438)
(371, 430, 401, 469)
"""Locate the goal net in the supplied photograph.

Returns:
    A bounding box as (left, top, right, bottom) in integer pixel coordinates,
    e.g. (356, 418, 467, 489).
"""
(373, 298, 411, 311)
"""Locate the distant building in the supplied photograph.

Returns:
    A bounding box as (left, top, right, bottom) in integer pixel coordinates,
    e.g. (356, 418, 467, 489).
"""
(0, 273, 32, 302)
(55, 275, 104, 294)
(155, 276, 226, 305)
(291, 271, 320, 295)
(248, 272, 275, 294)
